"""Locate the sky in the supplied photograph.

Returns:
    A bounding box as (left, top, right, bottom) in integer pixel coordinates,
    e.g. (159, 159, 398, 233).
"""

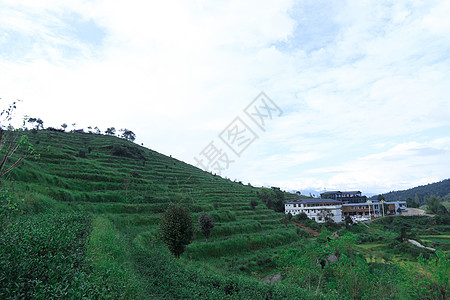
(1, 0, 449, 195)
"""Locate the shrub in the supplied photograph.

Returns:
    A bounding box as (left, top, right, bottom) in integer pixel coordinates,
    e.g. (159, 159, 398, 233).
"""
(159, 204, 194, 258)
(198, 213, 215, 239)
(0, 213, 95, 298)
(296, 212, 308, 221)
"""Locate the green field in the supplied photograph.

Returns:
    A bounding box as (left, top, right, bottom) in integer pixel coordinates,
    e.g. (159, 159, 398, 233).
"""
(1, 130, 449, 299)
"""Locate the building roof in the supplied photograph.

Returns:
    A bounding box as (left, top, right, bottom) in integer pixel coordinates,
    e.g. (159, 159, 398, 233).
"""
(341, 200, 406, 206)
(286, 198, 342, 205)
(320, 190, 361, 195)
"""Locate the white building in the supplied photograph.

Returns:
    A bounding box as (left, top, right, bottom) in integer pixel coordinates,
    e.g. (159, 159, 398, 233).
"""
(285, 199, 342, 223)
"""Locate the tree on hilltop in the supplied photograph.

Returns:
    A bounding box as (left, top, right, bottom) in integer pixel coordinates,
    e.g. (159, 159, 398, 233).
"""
(27, 117, 37, 129)
(120, 128, 136, 142)
(159, 204, 194, 258)
(105, 127, 116, 136)
(36, 118, 44, 130)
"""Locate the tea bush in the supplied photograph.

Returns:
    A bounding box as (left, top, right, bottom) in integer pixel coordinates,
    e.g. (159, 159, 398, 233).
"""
(0, 213, 94, 298)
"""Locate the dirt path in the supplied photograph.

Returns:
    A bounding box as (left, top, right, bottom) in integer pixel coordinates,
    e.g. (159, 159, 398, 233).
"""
(408, 239, 436, 252)
(402, 208, 434, 217)
(292, 221, 320, 237)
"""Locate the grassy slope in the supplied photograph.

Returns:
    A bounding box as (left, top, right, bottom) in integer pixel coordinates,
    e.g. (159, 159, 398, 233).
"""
(5, 130, 448, 299)
(5, 130, 304, 298)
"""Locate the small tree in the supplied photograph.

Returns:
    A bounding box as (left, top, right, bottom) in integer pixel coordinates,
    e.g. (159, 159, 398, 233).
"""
(426, 195, 441, 214)
(105, 127, 116, 136)
(120, 128, 136, 142)
(36, 118, 44, 130)
(344, 215, 353, 229)
(318, 208, 333, 222)
(198, 213, 215, 240)
(377, 194, 385, 201)
(61, 123, 67, 131)
(1, 101, 36, 185)
(296, 212, 308, 221)
(282, 213, 292, 227)
(159, 204, 194, 258)
(27, 117, 37, 129)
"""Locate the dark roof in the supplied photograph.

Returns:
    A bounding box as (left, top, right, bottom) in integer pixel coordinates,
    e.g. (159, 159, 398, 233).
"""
(320, 190, 361, 194)
(320, 191, 340, 194)
(286, 198, 342, 204)
(342, 200, 406, 206)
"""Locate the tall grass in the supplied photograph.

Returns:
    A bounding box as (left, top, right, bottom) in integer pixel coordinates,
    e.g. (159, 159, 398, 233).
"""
(132, 231, 312, 299)
(86, 216, 143, 298)
(186, 229, 299, 259)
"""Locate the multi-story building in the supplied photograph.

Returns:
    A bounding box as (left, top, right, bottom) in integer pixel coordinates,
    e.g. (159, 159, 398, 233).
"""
(284, 198, 342, 223)
(286, 191, 408, 223)
(341, 202, 380, 217)
(341, 200, 407, 218)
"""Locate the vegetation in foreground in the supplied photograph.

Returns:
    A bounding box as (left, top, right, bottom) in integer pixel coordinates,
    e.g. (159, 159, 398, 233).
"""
(0, 128, 449, 299)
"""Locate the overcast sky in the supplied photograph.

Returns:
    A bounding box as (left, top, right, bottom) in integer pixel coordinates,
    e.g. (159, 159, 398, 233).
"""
(1, 0, 449, 194)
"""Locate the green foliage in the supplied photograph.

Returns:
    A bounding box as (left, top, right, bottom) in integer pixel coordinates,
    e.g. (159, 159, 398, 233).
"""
(379, 178, 450, 204)
(198, 213, 215, 239)
(437, 204, 449, 215)
(105, 127, 116, 135)
(159, 204, 194, 258)
(256, 187, 286, 212)
(0, 187, 22, 225)
(119, 128, 136, 142)
(0, 213, 95, 298)
(250, 198, 258, 209)
(426, 195, 441, 214)
(294, 214, 321, 232)
(413, 251, 450, 299)
(278, 231, 415, 299)
(87, 216, 143, 298)
(109, 143, 145, 159)
(131, 230, 310, 299)
(186, 230, 298, 259)
(296, 212, 308, 221)
(3, 129, 448, 298)
(1, 105, 37, 183)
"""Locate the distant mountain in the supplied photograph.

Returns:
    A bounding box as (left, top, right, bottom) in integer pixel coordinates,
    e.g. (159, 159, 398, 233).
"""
(286, 189, 322, 198)
(371, 179, 450, 203)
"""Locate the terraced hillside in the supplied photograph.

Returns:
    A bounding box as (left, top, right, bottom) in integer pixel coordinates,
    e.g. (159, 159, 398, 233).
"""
(4, 130, 304, 298)
(3, 130, 449, 299)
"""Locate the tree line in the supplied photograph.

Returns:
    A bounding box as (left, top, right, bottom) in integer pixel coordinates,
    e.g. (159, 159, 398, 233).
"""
(26, 117, 136, 142)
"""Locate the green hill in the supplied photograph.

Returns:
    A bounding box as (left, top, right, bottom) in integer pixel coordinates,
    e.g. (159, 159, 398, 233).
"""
(373, 179, 450, 205)
(2, 130, 304, 298)
(2, 130, 449, 299)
